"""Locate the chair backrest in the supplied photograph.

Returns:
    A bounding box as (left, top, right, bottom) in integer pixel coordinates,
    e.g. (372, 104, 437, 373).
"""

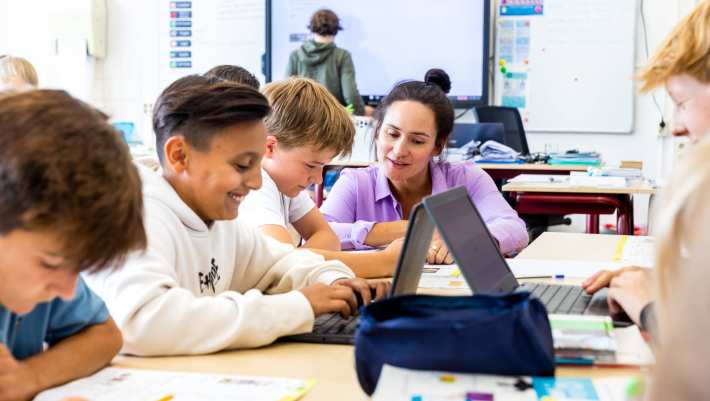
(474, 106, 530, 155)
(448, 122, 505, 148)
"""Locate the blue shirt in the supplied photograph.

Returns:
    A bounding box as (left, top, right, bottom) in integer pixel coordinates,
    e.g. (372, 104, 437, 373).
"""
(0, 278, 110, 360)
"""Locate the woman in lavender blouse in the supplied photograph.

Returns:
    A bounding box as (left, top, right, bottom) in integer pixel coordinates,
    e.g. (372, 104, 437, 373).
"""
(320, 71, 528, 267)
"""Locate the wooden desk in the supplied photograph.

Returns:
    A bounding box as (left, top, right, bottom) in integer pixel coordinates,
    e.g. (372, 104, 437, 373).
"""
(113, 233, 644, 400)
(503, 180, 655, 235)
(476, 163, 590, 181)
(517, 232, 626, 261)
(502, 180, 656, 195)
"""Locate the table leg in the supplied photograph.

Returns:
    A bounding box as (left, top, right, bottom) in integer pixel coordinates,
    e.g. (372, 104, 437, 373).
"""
(586, 214, 600, 234)
(616, 195, 634, 235)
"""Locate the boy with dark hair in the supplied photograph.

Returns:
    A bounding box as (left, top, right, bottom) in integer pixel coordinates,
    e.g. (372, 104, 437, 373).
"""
(0, 90, 146, 399)
(86, 75, 386, 356)
(204, 64, 260, 89)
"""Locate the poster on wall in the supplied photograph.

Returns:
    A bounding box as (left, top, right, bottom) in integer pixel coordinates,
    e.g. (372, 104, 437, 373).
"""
(158, 0, 265, 89)
(495, 0, 543, 125)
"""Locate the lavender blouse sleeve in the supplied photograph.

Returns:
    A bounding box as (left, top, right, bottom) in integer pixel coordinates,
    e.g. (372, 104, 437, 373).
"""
(320, 170, 376, 250)
(464, 166, 529, 254)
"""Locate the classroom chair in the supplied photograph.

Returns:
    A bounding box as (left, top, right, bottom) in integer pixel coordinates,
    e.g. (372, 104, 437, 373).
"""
(474, 106, 571, 239)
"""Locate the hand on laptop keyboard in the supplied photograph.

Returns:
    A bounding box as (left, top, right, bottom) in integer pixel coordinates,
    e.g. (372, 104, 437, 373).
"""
(334, 278, 390, 311)
(582, 266, 647, 294)
(300, 279, 390, 318)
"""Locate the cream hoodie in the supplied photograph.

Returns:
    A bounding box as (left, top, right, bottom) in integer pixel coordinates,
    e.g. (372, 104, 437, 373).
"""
(85, 165, 354, 356)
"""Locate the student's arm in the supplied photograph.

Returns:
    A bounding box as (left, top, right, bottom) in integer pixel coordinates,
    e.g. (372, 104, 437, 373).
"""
(0, 318, 121, 401)
(0, 279, 122, 400)
(363, 221, 408, 248)
(339, 51, 365, 115)
(259, 224, 296, 245)
(292, 207, 341, 251)
(86, 217, 355, 356)
(310, 238, 404, 278)
(466, 166, 529, 254)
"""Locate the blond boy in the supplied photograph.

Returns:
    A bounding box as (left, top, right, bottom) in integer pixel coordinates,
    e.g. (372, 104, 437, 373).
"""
(239, 77, 402, 278)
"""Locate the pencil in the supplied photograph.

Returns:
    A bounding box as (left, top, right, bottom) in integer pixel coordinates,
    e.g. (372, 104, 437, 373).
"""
(154, 395, 174, 401)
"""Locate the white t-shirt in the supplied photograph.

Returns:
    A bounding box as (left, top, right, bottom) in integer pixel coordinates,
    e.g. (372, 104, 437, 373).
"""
(239, 169, 316, 246)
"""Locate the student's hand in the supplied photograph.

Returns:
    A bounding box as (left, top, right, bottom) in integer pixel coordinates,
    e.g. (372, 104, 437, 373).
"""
(334, 278, 391, 307)
(426, 239, 454, 265)
(299, 283, 358, 318)
(381, 238, 405, 270)
(607, 269, 654, 326)
(0, 344, 39, 401)
(582, 266, 647, 294)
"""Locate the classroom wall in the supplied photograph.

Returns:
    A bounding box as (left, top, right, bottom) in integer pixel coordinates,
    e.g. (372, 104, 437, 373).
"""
(0, 0, 698, 228)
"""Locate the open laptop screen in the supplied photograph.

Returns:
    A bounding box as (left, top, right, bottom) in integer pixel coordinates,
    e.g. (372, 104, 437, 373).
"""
(423, 186, 519, 294)
(390, 203, 435, 297)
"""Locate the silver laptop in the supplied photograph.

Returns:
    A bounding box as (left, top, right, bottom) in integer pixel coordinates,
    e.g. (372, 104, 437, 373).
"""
(279, 200, 436, 344)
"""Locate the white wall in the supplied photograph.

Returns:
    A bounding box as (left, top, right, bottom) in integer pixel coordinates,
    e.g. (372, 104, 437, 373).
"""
(0, 0, 697, 229)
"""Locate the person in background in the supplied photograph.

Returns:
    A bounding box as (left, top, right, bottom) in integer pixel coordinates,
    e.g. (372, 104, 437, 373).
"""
(321, 73, 528, 263)
(0, 55, 38, 91)
(286, 9, 373, 116)
(205, 64, 260, 89)
(0, 90, 146, 400)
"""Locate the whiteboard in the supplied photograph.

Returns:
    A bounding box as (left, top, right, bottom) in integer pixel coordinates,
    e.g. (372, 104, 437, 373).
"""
(269, 0, 487, 102)
(493, 0, 637, 133)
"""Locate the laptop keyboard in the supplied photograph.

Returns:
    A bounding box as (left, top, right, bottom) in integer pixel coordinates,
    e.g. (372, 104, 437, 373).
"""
(313, 313, 359, 336)
(523, 283, 595, 315)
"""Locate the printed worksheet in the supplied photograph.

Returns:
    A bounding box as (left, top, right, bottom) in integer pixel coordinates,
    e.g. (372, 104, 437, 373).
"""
(34, 367, 314, 401)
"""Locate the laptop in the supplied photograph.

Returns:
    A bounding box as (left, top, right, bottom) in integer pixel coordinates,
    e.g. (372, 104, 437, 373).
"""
(280, 187, 628, 345)
(421, 186, 630, 325)
(279, 199, 437, 344)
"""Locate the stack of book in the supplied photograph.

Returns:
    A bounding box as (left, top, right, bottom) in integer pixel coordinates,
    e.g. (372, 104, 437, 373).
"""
(548, 151, 601, 166)
(549, 314, 617, 365)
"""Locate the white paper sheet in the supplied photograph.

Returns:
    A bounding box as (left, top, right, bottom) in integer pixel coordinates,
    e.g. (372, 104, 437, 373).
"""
(372, 365, 638, 401)
(418, 265, 468, 290)
(372, 365, 536, 401)
(507, 258, 627, 279)
(34, 367, 314, 401)
(616, 236, 655, 268)
(614, 325, 655, 366)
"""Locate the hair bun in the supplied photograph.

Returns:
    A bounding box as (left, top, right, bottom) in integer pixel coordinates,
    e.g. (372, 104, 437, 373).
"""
(424, 68, 451, 94)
